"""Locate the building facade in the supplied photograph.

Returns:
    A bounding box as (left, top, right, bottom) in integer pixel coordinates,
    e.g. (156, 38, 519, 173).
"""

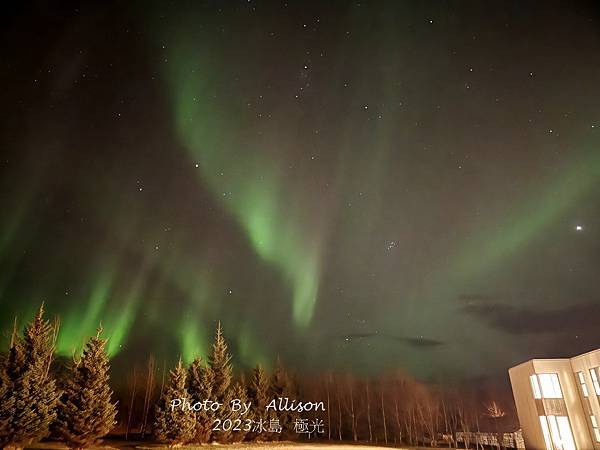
(509, 349, 600, 450)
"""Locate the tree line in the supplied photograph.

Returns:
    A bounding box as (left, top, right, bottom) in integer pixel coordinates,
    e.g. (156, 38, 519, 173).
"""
(0, 306, 518, 450)
(302, 372, 518, 449)
(0, 307, 302, 449)
(151, 321, 301, 446)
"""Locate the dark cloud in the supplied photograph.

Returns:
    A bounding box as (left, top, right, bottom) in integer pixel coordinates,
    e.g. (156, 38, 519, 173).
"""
(458, 294, 495, 305)
(343, 333, 377, 340)
(395, 336, 445, 348)
(340, 332, 444, 348)
(460, 298, 600, 335)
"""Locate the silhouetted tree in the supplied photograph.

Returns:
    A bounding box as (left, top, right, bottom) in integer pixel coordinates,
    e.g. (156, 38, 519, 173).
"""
(54, 326, 117, 449)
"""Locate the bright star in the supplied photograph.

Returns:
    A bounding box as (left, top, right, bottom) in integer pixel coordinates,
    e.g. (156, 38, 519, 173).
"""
(575, 225, 583, 231)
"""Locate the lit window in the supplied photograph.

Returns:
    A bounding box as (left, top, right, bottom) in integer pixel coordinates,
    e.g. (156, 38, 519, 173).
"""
(578, 371, 589, 397)
(590, 368, 600, 395)
(537, 373, 563, 399)
(531, 375, 542, 399)
(592, 414, 600, 443)
(543, 415, 576, 450)
(548, 415, 561, 449)
(539, 416, 553, 450)
(556, 416, 576, 450)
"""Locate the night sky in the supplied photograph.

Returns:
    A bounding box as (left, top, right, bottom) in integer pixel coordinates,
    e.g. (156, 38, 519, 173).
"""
(1, 0, 600, 382)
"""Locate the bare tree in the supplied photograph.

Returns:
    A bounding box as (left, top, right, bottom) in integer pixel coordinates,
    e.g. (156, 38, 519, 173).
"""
(125, 365, 139, 440)
(416, 384, 440, 447)
(342, 375, 358, 441)
(474, 404, 482, 450)
(393, 393, 402, 444)
(324, 372, 332, 440)
(486, 400, 506, 450)
(141, 354, 156, 438)
(365, 380, 373, 442)
(380, 382, 388, 444)
(336, 376, 343, 440)
(441, 389, 462, 448)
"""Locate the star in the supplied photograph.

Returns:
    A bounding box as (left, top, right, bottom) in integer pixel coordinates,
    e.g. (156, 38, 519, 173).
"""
(575, 225, 583, 231)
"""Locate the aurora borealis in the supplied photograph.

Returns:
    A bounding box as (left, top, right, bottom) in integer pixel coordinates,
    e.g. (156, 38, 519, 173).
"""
(1, 0, 600, 382)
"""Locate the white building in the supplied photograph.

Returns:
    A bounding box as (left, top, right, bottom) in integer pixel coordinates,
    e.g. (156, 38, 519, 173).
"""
(509, 349, 600, 450)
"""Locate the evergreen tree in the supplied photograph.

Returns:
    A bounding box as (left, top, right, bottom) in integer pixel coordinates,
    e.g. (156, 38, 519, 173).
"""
(54, 327, 117, 449)
(247, 364, 271, 441)
(208, 322, 232, 401)
(248, 364, 270, 416)
(153, 359, 195, 445)
(270, 358, 299, 439)
(0, 361, 16, 448)
(0, 305, 60, 449)
(226, 379, 249, 443)
(187, 357, 213, 443)
(206, 322, 233, 443)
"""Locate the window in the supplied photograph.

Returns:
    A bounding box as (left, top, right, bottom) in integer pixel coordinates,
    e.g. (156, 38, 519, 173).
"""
(540, 415, 576, 450)
(540, 374, 563, 398)
(590, 367, 600, 395)
(531, 375, 542, 399)
(556, 416, 576, 450)
(531, 374, 563, 399)
(577, 371, 589, 397)
(592, 414, 600, 443)
(540, 416, 553, 450)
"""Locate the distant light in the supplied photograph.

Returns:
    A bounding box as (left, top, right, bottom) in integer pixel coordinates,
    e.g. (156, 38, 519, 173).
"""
(575, 225, 583, 231)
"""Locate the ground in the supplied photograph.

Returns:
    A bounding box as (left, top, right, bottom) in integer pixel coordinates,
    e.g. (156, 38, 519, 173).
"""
(26, 441, 429, 450)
